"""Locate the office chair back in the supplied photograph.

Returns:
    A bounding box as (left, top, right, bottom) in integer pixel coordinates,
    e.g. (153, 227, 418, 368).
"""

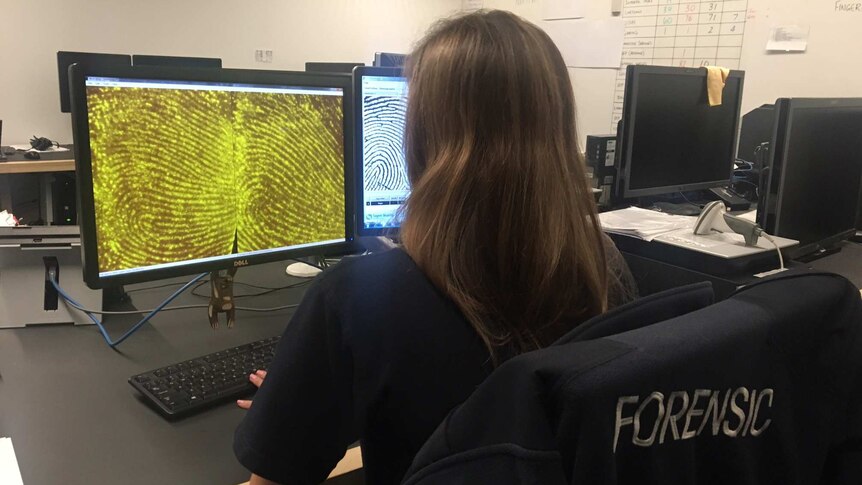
(403, 272, 862, 484)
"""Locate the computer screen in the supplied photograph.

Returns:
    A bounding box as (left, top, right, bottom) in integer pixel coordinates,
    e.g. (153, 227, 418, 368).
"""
(57, 51, 131, 113)
(759, 98, 862, 253)
(69, 66, 354, 288)
(354, 67, 409, 235)
(618, 65, 744, 198)
(132, 55, 222, 69)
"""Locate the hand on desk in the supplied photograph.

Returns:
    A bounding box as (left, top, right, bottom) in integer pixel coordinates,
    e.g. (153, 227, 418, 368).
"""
(236, 370, 267, 410)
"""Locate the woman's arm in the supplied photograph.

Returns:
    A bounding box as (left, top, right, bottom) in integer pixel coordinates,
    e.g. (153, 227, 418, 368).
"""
(249, 473, 280, 485)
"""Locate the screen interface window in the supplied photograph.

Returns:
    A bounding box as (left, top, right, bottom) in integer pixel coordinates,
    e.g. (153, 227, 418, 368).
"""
(85, 76, 346, 277)
(361, 75, 408, 230)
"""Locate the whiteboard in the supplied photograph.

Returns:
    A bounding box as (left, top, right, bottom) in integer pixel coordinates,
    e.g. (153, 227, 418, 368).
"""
(479, 0, 862, 145)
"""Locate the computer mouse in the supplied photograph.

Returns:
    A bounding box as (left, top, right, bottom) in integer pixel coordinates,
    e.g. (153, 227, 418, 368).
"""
(23, 151, 41, 160)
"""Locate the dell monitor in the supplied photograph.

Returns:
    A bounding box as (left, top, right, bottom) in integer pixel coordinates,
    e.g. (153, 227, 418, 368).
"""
(373, 52, 406, 68)
(353, 66, 409, 236)
(757, 98, 862, 257)
(69, 65, 355, 288)
(615, 65, 744, 199)
(305, 62, 365, 74)
(57, 51, 132, 113)
(132, 55, 222, 69)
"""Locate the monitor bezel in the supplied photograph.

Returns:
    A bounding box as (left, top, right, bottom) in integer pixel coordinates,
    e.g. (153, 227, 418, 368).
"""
(57, 51, 132, 113)
(761, 97, 862, 256)
(70, 64, 357, 289)
(352, 66, 407, 237)
(618, 65, 745, 199)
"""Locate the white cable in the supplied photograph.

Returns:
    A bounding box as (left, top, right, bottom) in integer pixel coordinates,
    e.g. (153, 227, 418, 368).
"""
(762, 232, 784, 270)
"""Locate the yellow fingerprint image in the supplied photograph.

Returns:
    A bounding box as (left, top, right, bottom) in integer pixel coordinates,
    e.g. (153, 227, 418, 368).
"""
(87, 86, 345, 274)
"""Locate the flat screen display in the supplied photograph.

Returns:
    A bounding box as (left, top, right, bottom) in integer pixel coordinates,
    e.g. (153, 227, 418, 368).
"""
(357, 73, 409, 232)
(83, 75, 347, 278)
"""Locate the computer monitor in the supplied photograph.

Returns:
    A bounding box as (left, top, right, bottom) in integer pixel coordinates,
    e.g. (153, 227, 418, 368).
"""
(757, 98, 862, 256)
(615, 65, 744, 199)
(305, 62, 365, 74)
(132, 55, 222, 69)
(373, 52, 406, 68)
(353, 66, 409, 236)
(68, 65, 355, 288)
(57, 51, 132, 113)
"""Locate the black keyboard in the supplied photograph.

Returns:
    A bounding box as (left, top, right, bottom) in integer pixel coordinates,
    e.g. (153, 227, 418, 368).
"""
(129, 336, 280, 418)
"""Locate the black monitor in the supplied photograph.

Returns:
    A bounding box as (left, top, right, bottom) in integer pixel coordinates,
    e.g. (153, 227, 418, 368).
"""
(69, 65, 355, 288)
(616, 65, 744, 199)
(757, 98, 862, 256)
(353, 67, 409, 236)
(57, 51, 131, 113)
(305, 62, 365, 74)
(373, 52, 406, 68)
(132, 55, 222, 69)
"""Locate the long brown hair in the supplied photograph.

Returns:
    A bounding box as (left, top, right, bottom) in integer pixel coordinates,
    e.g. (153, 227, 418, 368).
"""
(401, 10, 609, 362)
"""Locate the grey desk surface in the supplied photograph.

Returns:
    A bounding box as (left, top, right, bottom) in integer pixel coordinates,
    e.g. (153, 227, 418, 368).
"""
(0, 262, 308, 485)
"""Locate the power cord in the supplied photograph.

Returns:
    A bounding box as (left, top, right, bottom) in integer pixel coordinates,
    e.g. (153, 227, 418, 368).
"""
(762, 232, 785, 271)
(51, 273, 207, 348)
(51, 274, 301, 348)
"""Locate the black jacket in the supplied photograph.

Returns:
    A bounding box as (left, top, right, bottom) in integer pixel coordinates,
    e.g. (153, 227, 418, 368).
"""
(403, 272, 862, 484)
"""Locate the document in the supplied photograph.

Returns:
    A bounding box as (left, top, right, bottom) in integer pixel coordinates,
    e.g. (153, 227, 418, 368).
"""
(766, 25, 809, 52)
(543, 18, 625, 68)
(599, 206, 696, 241)
(542, 0, 586, 20)
(1, 438, 24, 485)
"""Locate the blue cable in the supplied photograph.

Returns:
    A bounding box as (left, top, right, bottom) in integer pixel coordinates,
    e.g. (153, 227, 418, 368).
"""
(50, 273, 208, 348)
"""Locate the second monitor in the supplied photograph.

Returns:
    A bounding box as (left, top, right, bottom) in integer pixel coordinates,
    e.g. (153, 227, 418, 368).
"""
(615, 65, 745, 201)
(354, 66, 409, 235)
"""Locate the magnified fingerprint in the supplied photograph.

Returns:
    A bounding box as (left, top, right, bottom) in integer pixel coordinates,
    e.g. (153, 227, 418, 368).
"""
(87, 86, 345, 274)
(363, 95, 408, 192)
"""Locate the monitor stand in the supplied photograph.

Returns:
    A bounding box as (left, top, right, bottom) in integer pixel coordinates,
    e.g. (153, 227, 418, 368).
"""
(793, 244, 844, 263)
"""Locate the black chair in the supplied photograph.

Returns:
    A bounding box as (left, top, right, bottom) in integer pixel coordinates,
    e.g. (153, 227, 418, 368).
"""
(403, 272, 862, 484)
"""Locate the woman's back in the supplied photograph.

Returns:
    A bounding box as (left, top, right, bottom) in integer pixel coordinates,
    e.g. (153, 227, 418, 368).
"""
(235, 249, 492, 484)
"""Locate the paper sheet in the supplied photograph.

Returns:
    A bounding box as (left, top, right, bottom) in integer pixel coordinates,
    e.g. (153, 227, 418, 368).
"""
(543, 18, 625, 68)
(1, 438, 24, 485)
(9, 144, 70, 154)
(542, 0, 586, 20)
(766, 25, 809, 52)
(599, 206, 696, 242)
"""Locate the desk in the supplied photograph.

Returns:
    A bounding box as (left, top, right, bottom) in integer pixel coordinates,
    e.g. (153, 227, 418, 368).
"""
(0, 262, 361, 485)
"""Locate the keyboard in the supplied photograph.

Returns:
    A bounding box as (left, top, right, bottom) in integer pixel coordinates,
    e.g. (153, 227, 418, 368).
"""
(129, 335, 280, 418)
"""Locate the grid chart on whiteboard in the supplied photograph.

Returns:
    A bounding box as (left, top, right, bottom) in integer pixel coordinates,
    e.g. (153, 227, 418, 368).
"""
(610, 0, 748, 131)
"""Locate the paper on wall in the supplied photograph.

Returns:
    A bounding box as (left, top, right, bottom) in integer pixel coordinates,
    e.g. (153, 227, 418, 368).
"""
(766, 25, 809, 52)
(542, 0, 586, 20)
(543, 18, 625, 69)
(1, 438, 24, 485)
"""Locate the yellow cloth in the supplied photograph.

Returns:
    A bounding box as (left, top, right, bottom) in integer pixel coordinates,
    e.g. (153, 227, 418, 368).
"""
(705, 66, 730, 107)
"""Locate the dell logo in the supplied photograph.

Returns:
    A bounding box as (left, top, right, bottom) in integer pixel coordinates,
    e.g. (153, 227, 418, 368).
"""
(234, 260, 249, 267)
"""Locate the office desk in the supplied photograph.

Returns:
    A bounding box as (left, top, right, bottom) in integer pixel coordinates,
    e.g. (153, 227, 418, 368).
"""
(0, 145, 75, 174)
(0, 262, 360, 485)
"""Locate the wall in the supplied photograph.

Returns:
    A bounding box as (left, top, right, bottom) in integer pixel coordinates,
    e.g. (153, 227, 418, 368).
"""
(479, 0, 862, 145)
(0, 0, 461, 145)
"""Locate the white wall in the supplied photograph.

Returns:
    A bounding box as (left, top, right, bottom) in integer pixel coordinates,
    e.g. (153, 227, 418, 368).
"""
(479, 0, 862, 145)
(0, 0, 461, 145)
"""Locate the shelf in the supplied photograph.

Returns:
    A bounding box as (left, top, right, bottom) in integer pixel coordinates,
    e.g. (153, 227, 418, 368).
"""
(0, 159, 75, 174)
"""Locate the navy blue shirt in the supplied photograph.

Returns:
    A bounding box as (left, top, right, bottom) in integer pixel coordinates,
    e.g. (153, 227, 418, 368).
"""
(234, 246, 635, 484)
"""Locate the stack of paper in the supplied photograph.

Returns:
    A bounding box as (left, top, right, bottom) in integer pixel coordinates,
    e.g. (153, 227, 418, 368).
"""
(1, 438, 24, 485)
(599, 206, 696, 242)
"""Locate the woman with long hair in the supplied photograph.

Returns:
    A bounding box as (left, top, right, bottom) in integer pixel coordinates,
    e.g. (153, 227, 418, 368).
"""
(235, 10, 635, 485)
